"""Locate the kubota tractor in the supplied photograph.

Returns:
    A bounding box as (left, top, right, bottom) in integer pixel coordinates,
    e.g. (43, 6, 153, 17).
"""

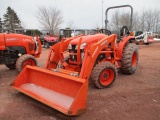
(0, 33, 42, 72)
(11, 5, 138, 116)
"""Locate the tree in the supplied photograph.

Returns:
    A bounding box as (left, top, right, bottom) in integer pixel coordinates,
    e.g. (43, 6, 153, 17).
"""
(3, 7, 23, 31)
(109, 8, 160, 33)
(110, 10, 131, 31)
(145, 9, 154, 31)
(119, 12, 131, 30)
(66, 21, 74, 29)
(0, 18, 2, 32)
(152, 9, 160, 33)
(132, 12, 140, 31)
(137, 8, 160, 32)
(36, 6, 63, 35)
(110, 10, 120, 30)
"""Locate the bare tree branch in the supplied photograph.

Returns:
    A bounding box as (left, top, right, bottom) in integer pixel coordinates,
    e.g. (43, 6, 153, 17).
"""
(36, 6, 63, 35)
(107, 8, 160, 34)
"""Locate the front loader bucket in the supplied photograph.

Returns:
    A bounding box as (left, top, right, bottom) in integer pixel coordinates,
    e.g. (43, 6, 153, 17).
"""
(11, 66, 88, 116)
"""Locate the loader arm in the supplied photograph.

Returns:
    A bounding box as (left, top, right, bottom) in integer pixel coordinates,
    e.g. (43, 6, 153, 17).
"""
(45, 35, 83, 70)
(79, 34, 117, 79)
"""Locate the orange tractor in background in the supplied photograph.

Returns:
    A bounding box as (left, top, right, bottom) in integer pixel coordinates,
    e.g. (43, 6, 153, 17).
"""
(0, 33, 42, 72)
(11, 5, 138, 115)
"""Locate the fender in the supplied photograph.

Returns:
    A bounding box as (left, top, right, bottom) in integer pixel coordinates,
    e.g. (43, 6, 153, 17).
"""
(116, 36, 135, 59)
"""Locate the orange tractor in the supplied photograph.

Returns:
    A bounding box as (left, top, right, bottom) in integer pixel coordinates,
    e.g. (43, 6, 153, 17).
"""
(11, 5, 138, 115)
(0, 33, 42, 72)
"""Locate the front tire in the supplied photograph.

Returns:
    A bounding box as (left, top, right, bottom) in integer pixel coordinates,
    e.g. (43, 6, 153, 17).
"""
(16, 54, 37, 72)
(91, 62, 117, 89)
(120, 43, 138, 74)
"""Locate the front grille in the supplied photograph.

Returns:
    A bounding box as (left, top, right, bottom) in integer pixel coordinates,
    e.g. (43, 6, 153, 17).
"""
(71, 45, 76, 50)
(69, 45, 77, 62)
(69, 45, 84, 62)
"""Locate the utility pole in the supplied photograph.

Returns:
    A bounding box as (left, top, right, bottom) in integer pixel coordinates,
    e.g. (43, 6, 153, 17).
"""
(102, 0, 103, 29)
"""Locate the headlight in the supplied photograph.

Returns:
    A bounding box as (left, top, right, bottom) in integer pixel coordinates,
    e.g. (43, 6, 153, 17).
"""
(75, 43, 87, 49)
(80, 43, 87, 49)
(81, 52, 85, 60)
(67, 44, 72, 49)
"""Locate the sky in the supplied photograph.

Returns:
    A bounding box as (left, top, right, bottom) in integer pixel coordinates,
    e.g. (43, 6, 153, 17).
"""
(0, 0, 160, 30)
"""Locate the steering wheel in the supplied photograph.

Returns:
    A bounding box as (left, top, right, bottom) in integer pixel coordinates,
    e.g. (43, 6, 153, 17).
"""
(99, 29, 111, 35)
(105, 30, 111, 35)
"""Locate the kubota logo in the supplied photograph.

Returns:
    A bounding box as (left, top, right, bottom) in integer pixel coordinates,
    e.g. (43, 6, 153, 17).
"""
(92, 46, 98, 58)
(23, 38, 33, 42)
(101, 40, 107, 46)
(7, 38, 18, 41)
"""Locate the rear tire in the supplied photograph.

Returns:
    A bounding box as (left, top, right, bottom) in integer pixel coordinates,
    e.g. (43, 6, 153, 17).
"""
(16, 54, 37, 72)
(91, 62, 117, 89)
(120, 43, 138, 74)
(5, 63, 16, 70)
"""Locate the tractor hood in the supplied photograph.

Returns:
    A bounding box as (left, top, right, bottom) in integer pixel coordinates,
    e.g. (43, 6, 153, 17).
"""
(70, 34, 106, 45)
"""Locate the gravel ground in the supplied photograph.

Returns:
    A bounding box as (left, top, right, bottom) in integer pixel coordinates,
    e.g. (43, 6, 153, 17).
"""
(0, 42, 160, 120)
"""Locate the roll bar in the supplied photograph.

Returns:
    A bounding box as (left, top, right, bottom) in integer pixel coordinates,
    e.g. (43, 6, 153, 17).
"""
(105, 5, 133, 30)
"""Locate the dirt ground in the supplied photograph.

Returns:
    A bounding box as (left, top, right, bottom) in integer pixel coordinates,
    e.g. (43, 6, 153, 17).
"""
(0, 42, 160, 120)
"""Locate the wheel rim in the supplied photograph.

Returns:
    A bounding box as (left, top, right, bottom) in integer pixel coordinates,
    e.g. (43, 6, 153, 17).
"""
(99, 69, 114, 86)
(132, 51, 137, 67)
(22, 59, 36, 69)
